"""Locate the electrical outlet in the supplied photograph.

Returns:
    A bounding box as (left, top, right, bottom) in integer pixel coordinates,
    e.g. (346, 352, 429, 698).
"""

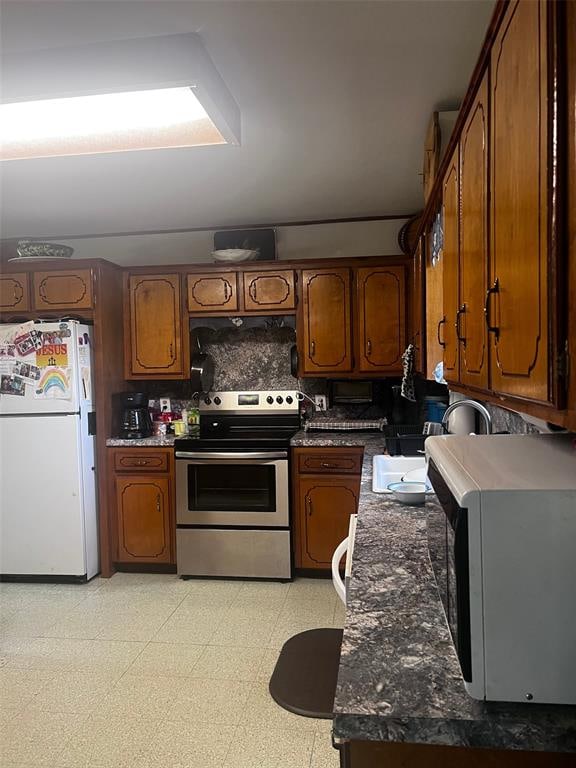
(313, 395, 327, 412)
(160, 397, 171, 413)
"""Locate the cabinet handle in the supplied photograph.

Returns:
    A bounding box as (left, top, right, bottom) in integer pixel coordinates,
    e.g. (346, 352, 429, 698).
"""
(306, 495, 313, 516)
(223, 281, 229, 301)
(455, 305, 466, 346)
(367, 339, 372, 356)
(311, 340, 316, 357)
(137, 460, 147, 466)
(156, 494, 161, 513)
(169, 342, 173, 360)
(321, 462, 338, 468)
(249, 281, 257, 301)
(437, 317, 447, 348)
(484, 279, 500, 338)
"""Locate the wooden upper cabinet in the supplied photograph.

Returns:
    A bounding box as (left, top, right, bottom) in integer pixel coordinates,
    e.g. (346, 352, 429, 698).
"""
(300, 267, 353, 374)
(425, 226, 445, 380)
(33, 269, 93, 310)
(489, 0, 551, 403)
(459, 73, 489, 390)
(187, 272, 238, 313)
(412, 239, 425, 376)
(115, 475, 172, 563)
(243, 270, 295, 312)
(127, 274, 184, 377)
(0, 273, 29, 312)
(441, 152, 460, 382)
(356, 266, 406, 373)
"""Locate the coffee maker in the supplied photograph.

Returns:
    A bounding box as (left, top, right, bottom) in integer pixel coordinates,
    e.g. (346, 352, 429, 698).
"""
(118, 392, 153, 439)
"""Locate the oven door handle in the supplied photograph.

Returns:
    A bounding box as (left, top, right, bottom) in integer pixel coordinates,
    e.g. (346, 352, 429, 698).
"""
(175, 451, 288, 460)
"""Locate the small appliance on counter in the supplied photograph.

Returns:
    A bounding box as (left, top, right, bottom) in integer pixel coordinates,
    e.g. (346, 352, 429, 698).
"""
(426, 432, 576, 705)
(118, 391, 153, 439)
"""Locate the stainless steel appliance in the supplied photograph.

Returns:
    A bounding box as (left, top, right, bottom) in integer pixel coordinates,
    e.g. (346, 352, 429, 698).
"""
(425, 433, 576, 705)
(174, 390, 300, 580)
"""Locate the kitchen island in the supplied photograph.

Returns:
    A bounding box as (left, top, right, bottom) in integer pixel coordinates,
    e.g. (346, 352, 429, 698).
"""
(327, 439, 576, 765)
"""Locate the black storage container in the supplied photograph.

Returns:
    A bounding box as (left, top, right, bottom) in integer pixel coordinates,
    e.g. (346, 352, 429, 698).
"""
(384, 424, 426, 456)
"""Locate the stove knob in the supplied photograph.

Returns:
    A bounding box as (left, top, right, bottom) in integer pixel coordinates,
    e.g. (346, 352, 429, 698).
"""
(286, 396, 293, 404)
(214, 397, 221, 406)
(204, 397, 212, 405)
(276, 396, 284, 404)
(266, 396, 274, 404)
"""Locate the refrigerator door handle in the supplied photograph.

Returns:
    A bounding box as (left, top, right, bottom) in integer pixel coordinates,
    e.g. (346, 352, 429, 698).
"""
(87, 411, 97, 435)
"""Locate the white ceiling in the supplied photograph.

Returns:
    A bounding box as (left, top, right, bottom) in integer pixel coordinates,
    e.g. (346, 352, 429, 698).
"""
(0, 0, 495, 241)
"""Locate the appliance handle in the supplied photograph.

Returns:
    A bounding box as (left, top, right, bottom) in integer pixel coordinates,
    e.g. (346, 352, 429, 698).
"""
(175, 451, 287, 460)
(331, 535, 349, 605)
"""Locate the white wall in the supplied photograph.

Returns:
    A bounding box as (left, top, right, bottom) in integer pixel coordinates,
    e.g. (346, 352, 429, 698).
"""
(49, 218, 408, 266)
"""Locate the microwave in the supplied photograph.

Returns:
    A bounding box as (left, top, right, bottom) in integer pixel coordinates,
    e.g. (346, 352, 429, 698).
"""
(425, 433, 576, 705)
(329, 380, 373, 405)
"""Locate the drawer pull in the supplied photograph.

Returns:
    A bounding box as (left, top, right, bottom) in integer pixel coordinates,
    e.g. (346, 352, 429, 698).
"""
(321, 462, 338, 468)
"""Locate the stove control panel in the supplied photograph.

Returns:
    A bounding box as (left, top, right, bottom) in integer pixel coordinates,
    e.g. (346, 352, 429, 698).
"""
(198, 390, 300, 414)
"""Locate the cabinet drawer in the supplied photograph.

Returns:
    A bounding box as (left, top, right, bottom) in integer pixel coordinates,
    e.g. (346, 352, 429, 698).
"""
(114, 452, 169, 472)
(297, 449, 363, 474)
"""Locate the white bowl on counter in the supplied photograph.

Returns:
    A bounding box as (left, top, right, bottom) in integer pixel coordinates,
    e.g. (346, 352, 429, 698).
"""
(386, 481, 427, 505)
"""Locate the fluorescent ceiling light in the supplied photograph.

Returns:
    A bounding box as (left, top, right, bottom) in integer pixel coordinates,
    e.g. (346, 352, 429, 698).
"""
(0, 33, 240, 161)
(0, 87, 225, 160)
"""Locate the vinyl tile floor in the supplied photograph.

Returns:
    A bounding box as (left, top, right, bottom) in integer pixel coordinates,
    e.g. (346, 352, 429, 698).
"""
(0, 574, 346, 767)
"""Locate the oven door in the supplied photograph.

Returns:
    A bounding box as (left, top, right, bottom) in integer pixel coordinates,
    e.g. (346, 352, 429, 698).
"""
(175, 451, 289, 527)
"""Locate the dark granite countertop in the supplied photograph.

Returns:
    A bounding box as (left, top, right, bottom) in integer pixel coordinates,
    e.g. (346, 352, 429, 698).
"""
(106, 435, 177, 447)
(290, 429, 386, 449)
(332, 443, 576, 753)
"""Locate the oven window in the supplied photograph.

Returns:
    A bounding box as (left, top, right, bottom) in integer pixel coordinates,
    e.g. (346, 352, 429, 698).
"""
(187, 463, 276, 513)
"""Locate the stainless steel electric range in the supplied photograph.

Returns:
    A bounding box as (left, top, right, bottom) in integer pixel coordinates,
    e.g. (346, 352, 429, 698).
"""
(174, 390, 300, 580)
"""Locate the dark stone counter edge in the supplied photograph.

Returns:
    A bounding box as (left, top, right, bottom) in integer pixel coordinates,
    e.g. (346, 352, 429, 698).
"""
(332, 713, 576, 753)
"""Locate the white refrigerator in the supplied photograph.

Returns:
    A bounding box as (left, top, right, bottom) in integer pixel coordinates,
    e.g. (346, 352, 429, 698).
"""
(0, 320, 98, 580)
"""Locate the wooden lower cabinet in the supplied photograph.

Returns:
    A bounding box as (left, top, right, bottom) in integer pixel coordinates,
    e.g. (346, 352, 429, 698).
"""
(293, 447, 363, 570)
(339, 739, 574, 767)
(109, 448, 175, 566)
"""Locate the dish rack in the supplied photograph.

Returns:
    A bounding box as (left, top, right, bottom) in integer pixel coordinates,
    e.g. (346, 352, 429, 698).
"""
(304, 419, 386, 432)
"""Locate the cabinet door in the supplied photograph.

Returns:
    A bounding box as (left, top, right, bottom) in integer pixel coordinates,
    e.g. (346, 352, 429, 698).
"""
(298, 476, 360, 569)
(33, 269, 93, 310)
(459, 73, 489, 390)
(441, 152, 460, 382)
(0, 273, 29, 312)
(243, 270, 295, 311)
(300, 268, 352, 374)
(412, 239, 425, 375)
(128, 274, 183, 377)
(489, 0, 551, 402)
(356, 266, 406, 373)
(187, 272, 238, 313)
(425, 227, 445, 380)
(116, 476, 172, 563)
